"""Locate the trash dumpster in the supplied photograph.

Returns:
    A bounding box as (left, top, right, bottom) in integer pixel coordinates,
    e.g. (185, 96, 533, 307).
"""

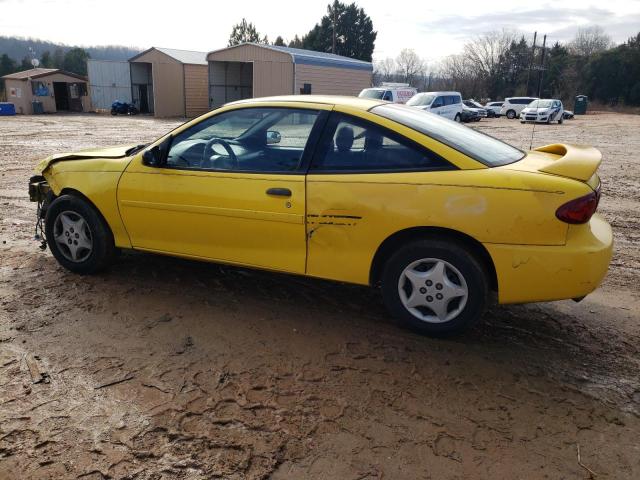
(0, 102, 16, 115)
(574, 95, 588, 115)
(32, 101, 44, 114)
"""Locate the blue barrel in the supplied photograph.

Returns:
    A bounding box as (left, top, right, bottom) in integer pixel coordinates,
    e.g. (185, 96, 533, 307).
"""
(0, 102, 16, 116)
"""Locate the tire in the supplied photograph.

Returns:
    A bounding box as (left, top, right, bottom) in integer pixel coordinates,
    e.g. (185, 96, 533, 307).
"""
(506, 109, 516, 119)
(110, 109, 117, 115)
(558, 117, 563, 124)
(381, 239, 489, 336)
(45, 194, 115, 274)
(454, 113, 461, 123)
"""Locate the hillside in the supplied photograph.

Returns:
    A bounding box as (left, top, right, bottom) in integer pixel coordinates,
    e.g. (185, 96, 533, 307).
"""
(0, 36, 141, 62)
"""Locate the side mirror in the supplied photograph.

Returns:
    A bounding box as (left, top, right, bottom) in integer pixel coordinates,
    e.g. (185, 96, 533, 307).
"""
(142, 146, 161, 167)
(266, 130, 281, 145)
(142, 136, 172, 167)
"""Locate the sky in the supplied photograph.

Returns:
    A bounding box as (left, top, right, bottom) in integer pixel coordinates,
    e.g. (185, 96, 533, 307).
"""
(2, 0, 639, 64)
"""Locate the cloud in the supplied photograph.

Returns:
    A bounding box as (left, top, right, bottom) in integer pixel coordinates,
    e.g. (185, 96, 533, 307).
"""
(420, 7, 613, 36)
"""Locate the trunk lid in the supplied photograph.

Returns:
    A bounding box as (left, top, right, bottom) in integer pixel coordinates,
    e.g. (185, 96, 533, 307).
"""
(503, 143, 602, 185)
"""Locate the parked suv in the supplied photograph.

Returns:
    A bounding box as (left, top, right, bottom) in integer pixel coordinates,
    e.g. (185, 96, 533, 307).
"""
(359, 83, 417, 104)
(406, 91, 463, 122)
(500, 97, 539, 119)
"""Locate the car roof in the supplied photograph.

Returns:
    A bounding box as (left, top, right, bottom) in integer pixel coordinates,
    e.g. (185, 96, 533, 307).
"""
(227, 95, 385, 111)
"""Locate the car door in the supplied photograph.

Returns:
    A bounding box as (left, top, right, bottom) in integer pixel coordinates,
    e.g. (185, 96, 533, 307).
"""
(431, 96, 445, 116)
(305, 111, 457, 284)
(118, 105, 328, 274)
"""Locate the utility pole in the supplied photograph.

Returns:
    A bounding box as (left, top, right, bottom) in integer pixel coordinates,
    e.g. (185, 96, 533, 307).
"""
(537, 34, 547, 98)
(332, 5, 336, 54)
(525, 31, 537, 96)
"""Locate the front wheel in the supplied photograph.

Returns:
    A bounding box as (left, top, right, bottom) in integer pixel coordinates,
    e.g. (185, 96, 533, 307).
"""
(454, 113, 461, 123)
(381, 239, 489, 336)
(506, 109, 516, 119)
(558, 117, 563, 124)
(45, 195, 115, 274)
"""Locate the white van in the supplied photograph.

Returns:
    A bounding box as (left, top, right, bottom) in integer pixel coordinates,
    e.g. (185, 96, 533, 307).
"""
(500, 97, 539, 119)
(358, 83, 417, 104)
(406, 91, 463, 122)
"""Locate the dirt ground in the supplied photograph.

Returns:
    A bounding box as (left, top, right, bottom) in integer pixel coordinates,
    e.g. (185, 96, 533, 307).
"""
(1, 112, 639, 479)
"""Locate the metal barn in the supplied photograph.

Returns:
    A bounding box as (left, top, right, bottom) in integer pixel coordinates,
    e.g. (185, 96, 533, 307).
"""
(207, 43, 373, 108)
(87, 60, 131, 110)
(128, 47, 209, 117)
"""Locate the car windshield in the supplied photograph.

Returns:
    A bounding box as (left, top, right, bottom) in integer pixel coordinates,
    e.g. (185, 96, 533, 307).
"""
(360, 89, 385, 100)
(406, 93, 436, 107)
(372, 104, 525, 167)
(528, 100, 553, 108)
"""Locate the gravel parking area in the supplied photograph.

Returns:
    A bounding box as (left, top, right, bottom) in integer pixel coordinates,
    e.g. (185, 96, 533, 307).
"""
(1, 112, 639, 479)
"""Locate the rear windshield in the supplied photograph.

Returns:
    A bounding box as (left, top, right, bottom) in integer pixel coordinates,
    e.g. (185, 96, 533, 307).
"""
(372, 104, 525, 166)
(359, 89, 385, 100)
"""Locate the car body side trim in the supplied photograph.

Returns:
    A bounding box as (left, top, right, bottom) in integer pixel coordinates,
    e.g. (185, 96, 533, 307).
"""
(119, 200, 303, 224)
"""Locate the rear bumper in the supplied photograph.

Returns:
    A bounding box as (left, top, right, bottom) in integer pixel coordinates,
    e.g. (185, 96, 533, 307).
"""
(486, 214, 613, 304)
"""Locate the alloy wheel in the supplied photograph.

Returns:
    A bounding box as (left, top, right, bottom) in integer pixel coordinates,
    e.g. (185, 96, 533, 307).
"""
(397, 258, 469, 323)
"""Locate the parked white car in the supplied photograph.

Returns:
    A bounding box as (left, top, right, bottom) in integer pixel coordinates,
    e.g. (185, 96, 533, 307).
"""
(500, 97, 539, 119)
(484, 101, 503, 117)
(406, 91, 463, 122)
(520, 99, 564, 124)
(358, 83, 417, 104)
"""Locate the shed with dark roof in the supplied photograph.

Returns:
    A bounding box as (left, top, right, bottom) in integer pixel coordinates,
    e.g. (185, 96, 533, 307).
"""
(1, 68, 89, 114)
(206, 43, 373, 108)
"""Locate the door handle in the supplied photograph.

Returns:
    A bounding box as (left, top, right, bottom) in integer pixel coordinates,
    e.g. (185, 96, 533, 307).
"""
(266, 188, 292, 197)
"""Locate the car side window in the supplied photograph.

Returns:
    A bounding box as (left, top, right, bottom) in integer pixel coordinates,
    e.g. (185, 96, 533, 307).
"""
(166, 108, 321, 172)
(310, 113, 455, 173)
(382, 91, 393, 101)
(432, 96, 444, 108)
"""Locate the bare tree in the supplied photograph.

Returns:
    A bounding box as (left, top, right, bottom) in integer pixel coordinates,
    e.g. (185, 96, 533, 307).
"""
(463, 30, 516, 79)
(395, 49, 426, 84)
(568, 26, 614, 58)
(374, 57, 396, 81)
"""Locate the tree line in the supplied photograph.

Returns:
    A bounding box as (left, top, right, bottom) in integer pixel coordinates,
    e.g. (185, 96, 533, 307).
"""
(0, 46, 91, 79)
(227, 0, 377, 62)
(375, 26, 640, 107)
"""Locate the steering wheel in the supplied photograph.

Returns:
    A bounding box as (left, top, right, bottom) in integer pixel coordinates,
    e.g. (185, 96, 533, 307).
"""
(201, 138, 238, 169)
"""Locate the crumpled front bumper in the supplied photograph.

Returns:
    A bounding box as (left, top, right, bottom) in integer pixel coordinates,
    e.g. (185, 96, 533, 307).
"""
(29, 175, 51, 203)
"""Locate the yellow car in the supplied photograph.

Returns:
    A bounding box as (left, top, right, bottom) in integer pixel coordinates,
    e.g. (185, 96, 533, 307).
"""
(28, 95, 612, 335)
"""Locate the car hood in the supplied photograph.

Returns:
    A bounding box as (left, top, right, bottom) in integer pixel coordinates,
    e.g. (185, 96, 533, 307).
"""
(522, 107, 551, 113)
(36, 144, 138, 173)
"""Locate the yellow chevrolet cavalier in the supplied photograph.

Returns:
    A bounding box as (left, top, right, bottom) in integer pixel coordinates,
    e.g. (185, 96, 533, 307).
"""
(29, 95, 612, 335)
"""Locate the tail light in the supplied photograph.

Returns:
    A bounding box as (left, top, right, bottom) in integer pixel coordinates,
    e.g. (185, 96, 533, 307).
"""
(555, 186, 600, 224)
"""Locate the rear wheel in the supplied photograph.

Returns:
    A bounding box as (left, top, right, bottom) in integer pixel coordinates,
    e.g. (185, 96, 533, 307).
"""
(558, 117, 563, 124)
(506, 109, 516, 119)
(381, 239, 489, 336)
(45, 195, 115, 274)
(454, 113, 461, 123)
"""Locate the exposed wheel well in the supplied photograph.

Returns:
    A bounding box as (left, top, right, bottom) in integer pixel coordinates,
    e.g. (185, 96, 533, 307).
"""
(369, 227, 498, 292)
(57, 188, 114, 241)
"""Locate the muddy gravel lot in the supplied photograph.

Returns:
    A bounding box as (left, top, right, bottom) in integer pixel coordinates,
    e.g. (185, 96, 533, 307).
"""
(1, 112, 639, 479)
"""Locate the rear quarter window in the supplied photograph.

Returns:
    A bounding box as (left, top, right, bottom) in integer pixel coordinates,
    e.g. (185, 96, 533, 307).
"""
(372, 104, 525, 167)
